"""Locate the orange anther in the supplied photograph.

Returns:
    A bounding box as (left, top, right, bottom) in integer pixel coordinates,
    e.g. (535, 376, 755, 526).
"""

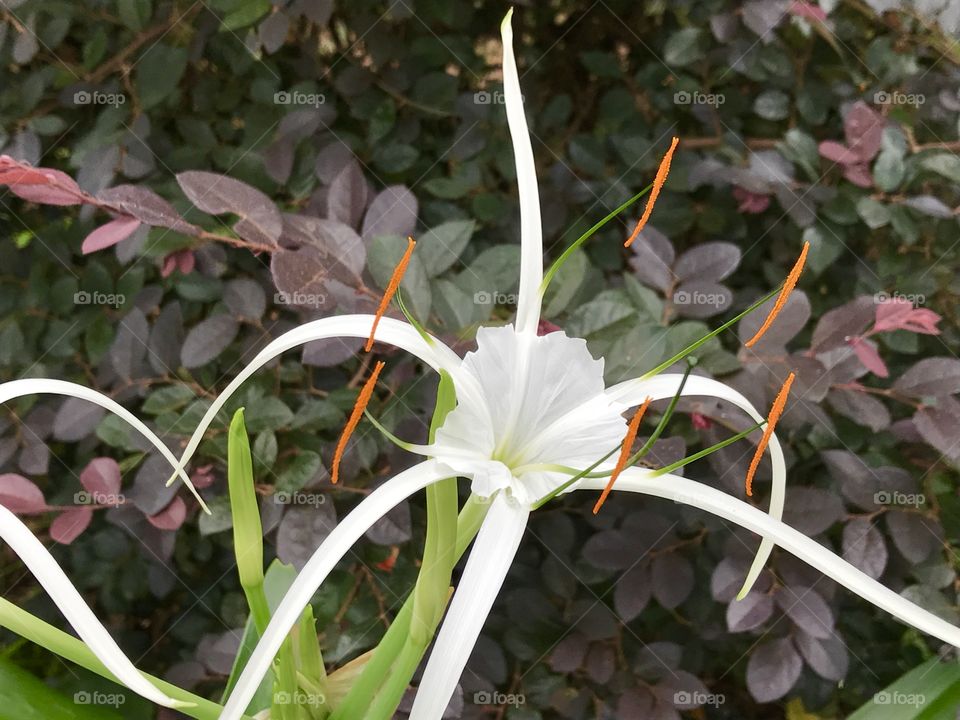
(624, 137, 679, 247)
(332, 361, 386, 484)
(745, 242, 810, 348)
(745, 372, 794, 497)
(593, 397, 651, 514)
(366, 237, 416, 352)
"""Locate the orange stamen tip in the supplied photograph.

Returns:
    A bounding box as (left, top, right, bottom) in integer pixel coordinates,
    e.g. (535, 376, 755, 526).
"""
(624, 137, 680, 248)
(331, 361, 386, 485)
(593, 397, 652, 514)
(744, 241, 810, 349)
(366, 237, 417, 352)
(744, 372, 795, 497)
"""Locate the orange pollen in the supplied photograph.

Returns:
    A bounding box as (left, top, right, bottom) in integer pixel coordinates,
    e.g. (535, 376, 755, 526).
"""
(745, 242, 810, 349)
(624, 137, 679, 247)
(366, 237, 416, 352)
(745, 372, 795, 497)
(332, 361, 386, 484)
(593, 397, 651, 514)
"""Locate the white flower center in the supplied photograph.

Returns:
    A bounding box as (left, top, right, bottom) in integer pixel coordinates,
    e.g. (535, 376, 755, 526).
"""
(433, 325, 628, 506)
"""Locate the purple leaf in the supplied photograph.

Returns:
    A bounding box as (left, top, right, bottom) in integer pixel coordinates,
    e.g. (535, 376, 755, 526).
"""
(629, 226, 675, 292)
(782, 487, 844, 536)
(326, 159, 368, 229)
(81, 215, 142, 254)
(361, 185, 418, 242)
(181, 314, 240, 368)
(886, 511, 939, 564)
(98, 185, 199, 234)
(277, 503, 338, 570)
(913, 402, 960, 467)
(844, 101, 884, 161)
(842, 518, 887, 579)
(811, 296, 874, 351)
(848, 336, 888, 377)
(673, 241, 741, 284)
(50, 507, 93, 544)
(775, 585, 834, 639)
(828, 388, 891, 431)
(53, 397, 105, 442)
(613, 561, 652, 621)
(727, 590, 774, 632)
(176, 171, 281, 246)
(80, 457, 121, 497)
(0, 473, 47, 514)
(895, 358, 960, 397)
(548, 633, 587, 673)
(793, 631, 848, 682)
(148, 496, 187, 531)
(651, 553, 695, 609)
(739, 290, 810, 352)
(746, 637, 802, 703)
(271, 246, 336, 311)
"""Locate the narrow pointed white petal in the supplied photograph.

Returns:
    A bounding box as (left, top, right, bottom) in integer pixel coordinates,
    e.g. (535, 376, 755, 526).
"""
(501, 10, 543, 334)
(577, 470, 960, 649)
(0, 379, 203, 509)
(220, 460, 450, 720)
(607, 373, 783, 597)
(0, 504, 186, 707)
(170, 315, 468, 482)
(410, 493, 529, 719)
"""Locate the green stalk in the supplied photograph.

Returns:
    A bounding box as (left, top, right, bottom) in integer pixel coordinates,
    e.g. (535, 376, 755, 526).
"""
(541, 185, 653, 294)
(329, 498, 489, 719)
(651, 422, 764, 476)
(0, 597, 247, 720)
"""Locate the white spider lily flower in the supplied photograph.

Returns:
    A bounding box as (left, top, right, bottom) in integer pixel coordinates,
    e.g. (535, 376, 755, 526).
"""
(0, 379, 195, 709)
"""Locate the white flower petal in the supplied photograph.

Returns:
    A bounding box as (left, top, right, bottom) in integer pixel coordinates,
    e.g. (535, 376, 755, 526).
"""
(577, 469, 960, 649)
(220, 460, 450, 720)
(607, 373, 783, 597)
(409, 493, 529, 719)
(0, 379, 202, 509)
(171, 315, 466, 481)
(0, 503, 185, 707)
(501, 10, 543, 334)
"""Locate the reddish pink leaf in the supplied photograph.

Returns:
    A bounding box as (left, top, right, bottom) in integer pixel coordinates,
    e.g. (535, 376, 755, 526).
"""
(82, 215, 142, 254)
(874, 298, 914, 332)
(843, 163, 873, 188)
(176, 249, 196, 274)
(190, 464, 216, 489)
(79, 457, 122, 498)
(849, 336, 888, 378)
(844, 101, 884, 161)
(733, 186, 771, 214)
(0, 474, 48, 514)
(148, 496, 187, 531)
(789, 1, 827, 21)
(50, 507, 94, 544)
(536, 319, 561, 336)
(2, 164, 86, 206)
(903, 308, 942, 335)
(818, 140, 859, 165)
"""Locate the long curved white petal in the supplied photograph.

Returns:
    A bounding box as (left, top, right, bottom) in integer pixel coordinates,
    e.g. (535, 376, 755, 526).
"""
(608, 373, 783, 597)
(0, 504, 186, 707)
(171, 315, 468, 480)
(409, 493, 528, 719)
(220, 460, 450, 720)
(0, 379, 201, 508)
(501, 10, 543, 334)
(578, 470, 960, 648)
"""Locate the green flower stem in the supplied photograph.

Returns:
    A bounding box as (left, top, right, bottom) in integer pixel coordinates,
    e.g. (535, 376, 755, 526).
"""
(0, 597, 245, 720)
(330, 496, 489, 720)
(651, 421, 764, 476)
(363, 637, 426, 719)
